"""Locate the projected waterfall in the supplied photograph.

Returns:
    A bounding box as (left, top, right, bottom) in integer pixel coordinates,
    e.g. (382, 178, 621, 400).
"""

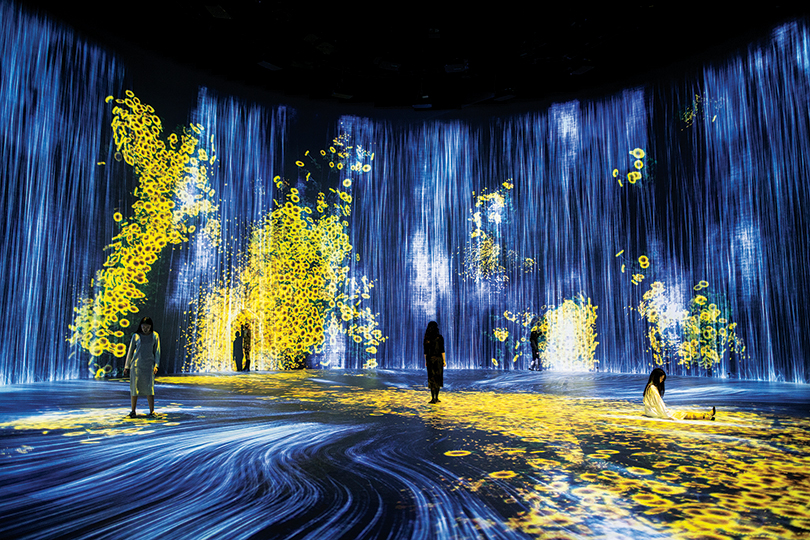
(0, 2, 125, 384)
(182, 120, 386, 372)
(0, 2, 808, 383)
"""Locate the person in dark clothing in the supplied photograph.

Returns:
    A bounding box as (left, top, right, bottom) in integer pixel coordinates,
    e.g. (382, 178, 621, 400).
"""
(423, 321, 446, 404)
(242, 323, 252, 371)
(233, 330, 244, 371)
(529, 325, 541, 371)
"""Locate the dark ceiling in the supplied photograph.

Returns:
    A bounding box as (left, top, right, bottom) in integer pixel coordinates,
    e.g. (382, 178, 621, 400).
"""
(23, 1, 810, 110)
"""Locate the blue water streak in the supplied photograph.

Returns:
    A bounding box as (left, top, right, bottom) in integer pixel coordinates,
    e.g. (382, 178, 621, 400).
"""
(0, 1, 125, 384)
(0, 3, 808, 383)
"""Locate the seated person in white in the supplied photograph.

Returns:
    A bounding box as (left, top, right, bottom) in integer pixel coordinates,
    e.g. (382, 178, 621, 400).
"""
(643, 368, 715, 420)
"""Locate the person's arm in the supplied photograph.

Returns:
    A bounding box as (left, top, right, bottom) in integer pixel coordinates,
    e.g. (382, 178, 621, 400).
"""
(153, 332, 161, 374)
(123, 334, 136, 376)
(440, 335, 446, 367)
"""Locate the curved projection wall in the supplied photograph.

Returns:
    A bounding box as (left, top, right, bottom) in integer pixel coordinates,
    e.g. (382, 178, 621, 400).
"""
(1, 2, 808, 384)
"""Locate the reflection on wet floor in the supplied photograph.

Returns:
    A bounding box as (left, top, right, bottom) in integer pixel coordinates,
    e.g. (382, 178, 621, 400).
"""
(1, 370, 809, 539)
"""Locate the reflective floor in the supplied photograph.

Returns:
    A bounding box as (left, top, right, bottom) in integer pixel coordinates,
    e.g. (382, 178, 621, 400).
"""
(1, 370, 809, 539)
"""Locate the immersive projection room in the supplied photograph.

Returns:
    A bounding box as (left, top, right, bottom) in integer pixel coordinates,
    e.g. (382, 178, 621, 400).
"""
(1, 2, 810, 539)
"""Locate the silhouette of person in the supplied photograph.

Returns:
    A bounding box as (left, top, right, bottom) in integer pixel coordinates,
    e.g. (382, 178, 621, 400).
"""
(233, 330, 244, 371)
(423, 321, 446, 404)
(529, 324, 541, 371)
(242, 323, 252, 371)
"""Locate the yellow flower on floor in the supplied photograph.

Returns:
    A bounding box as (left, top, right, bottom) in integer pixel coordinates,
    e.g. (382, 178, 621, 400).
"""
(631, 492, 672, 508)
(626, 466, 653, 475)
(489, 470, 518, 479)
(649, 483, 687, 495)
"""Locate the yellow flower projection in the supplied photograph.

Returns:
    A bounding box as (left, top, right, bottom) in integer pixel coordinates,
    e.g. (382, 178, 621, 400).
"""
(458, 181, 536, 284)
(137, 373, 810, 540)
(185, 134, 386, 371)
(534, 296, 599, 371)
(679, 93, 726, 130)
(69, 91, 220, 376)
(492, 297, 598, 370)
(634, 280, 745, 369)
(616, 249, 651, 286)
(613, 148, 647, 187)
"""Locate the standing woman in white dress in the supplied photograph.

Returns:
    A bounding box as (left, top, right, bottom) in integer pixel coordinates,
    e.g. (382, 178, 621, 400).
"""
(123, 317, 161, 418)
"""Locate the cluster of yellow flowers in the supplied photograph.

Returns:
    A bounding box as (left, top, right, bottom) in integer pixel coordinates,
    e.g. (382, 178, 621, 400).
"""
(534, 297, 599, 370)
(616, 250, 651, 285)
(613, 147, 646, 187)
(503, 309, 537, 326)
(69, 91, 220, 376)
(463, 231, 506, 283)
(636, 280, 745, 369)
(186, 134, 385, 371)
(459, 181, 536, 284)
(679, 93, 725, 130)
(23, 371, 805, 539)
(489, 310, 539, 366)
(492, 299, 599, 370)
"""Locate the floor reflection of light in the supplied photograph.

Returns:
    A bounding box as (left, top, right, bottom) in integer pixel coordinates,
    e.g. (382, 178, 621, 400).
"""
(0, 372, 808, 539)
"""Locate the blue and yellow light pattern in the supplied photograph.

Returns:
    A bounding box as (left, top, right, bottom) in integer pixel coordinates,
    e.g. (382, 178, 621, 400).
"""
(4, 372, 802, 539)
(612, 148, 647, 187)
(69, 92, 220, 376)
(492, 297, 599, 370)
(186, 134, 385, 371)
(459, 181, 536, 284)
(634, 280, 746, 369)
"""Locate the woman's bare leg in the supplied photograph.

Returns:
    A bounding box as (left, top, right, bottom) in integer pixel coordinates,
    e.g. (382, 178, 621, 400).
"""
(147, 395, 155, 414)
(130, 396, 137, 416)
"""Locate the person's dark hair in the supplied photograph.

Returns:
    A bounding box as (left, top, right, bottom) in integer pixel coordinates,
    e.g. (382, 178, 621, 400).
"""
(644, 367, 666, 398)
(136, 317, 155, 335)
(423, 321, 441, 357)
(424, 321, 439, 340)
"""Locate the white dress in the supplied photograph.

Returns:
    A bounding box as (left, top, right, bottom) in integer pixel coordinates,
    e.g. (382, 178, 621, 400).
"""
(643, 385, 710, 421)
(643, 385, 675, 419)
(124, 332, 161, 396)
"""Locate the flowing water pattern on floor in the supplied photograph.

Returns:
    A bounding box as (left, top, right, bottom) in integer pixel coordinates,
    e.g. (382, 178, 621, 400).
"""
(1, 371, 809, 539)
